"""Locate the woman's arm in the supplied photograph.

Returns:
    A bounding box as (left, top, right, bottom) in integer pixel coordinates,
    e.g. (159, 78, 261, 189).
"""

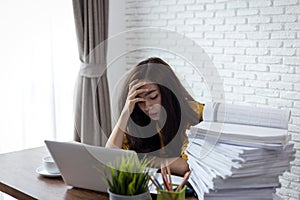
(150, 156, 190, 176)
(106, 80, 148, 148)
(105, 111, 129, 148)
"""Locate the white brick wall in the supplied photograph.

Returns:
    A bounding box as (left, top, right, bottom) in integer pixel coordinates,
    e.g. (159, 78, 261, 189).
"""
(124, 0, 300, 199)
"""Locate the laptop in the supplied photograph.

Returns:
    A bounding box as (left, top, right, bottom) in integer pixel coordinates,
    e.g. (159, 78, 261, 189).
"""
(44, 140, 139, 192)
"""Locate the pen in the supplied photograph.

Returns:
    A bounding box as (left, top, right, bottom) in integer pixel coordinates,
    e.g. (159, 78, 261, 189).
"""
(152, 176, 164, 190)
(150, 176, 160, 190)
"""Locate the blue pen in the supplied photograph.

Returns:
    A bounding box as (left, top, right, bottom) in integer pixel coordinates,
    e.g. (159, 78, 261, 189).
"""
(154, 177, 164, 190)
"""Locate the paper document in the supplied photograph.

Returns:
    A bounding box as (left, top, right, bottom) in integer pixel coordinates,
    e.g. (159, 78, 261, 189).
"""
(203, 102, 290, 129)
(186, 102, 294, 200)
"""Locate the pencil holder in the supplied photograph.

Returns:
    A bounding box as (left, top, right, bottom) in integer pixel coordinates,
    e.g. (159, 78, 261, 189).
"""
(156, 184, 186, 200)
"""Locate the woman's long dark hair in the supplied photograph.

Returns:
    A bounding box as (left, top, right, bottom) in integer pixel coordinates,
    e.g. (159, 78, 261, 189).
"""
(119, 57, 200, 157)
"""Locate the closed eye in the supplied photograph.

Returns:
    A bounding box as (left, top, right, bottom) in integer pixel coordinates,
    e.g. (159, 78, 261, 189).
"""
(150, 95, 158, 100)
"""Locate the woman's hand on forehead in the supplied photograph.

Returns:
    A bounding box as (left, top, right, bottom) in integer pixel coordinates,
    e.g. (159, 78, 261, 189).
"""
(138, 89, 157, 98)
(129, 79, 148, 90)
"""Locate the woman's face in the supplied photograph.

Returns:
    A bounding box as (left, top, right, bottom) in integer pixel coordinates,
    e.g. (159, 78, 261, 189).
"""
(137, 83, 162, 120)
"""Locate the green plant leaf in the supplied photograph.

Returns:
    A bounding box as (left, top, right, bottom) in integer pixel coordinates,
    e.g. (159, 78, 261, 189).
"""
(100, 154, 152, 195)
(118, 170, 126, 195)
(127, 174, 137, 195)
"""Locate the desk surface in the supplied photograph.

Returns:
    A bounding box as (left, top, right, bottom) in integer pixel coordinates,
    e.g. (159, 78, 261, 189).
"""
(0, 146, 108, 200)
(0, 146, 197, 200)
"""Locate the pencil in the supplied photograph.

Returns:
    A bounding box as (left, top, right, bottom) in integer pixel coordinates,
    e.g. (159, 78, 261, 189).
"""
(175, 171, 191, 192)
(166, 160, 173, 190)
(162, 170, 171, 191)
(161, 164, 170, 191)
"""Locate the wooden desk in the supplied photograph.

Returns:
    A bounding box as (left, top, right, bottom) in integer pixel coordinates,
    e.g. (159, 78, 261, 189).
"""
(0, 146, 108, 200)
(0, 146, 197, 200)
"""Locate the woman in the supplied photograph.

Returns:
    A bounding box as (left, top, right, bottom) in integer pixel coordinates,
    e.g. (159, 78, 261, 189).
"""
(106, 57, 204, 176)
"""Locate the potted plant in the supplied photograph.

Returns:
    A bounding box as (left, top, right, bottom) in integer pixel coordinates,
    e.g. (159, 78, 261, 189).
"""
(101, 154, 153, 200)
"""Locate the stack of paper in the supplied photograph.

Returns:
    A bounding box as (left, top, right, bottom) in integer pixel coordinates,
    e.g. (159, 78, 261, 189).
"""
(186, 102, 295, 200)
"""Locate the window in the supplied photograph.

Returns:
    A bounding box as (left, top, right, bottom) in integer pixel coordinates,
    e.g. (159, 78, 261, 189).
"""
(0, 0, 78, 154)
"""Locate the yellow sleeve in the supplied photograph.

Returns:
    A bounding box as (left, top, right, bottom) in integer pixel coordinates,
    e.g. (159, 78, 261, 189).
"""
(122, 133, 130, 150)
(181, 101, 204, 159)
(181, 136, 189, 160)
(188, 101, 204, 122)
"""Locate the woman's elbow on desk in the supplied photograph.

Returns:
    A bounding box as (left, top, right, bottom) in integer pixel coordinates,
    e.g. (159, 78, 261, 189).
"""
(169, 157, 190, 176)
(150, 156, 190, 176)
(105, 141, 122, 149)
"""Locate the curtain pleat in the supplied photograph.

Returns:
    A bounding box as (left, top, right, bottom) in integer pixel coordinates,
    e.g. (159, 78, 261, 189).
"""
(72, 0, 111, 146)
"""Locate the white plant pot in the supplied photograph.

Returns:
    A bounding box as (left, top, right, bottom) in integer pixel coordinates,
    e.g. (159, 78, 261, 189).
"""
(107, 189, 152, 200)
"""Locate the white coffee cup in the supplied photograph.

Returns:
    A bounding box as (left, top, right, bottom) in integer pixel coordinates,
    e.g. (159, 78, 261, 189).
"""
(43, 155, 59, 174)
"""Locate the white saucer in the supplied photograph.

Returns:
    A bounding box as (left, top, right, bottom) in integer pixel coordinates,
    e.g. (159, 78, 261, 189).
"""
(36, 166, 61, 178)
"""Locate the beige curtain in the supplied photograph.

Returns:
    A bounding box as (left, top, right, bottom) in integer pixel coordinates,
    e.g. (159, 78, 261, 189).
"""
(72, 0, 111, 146)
